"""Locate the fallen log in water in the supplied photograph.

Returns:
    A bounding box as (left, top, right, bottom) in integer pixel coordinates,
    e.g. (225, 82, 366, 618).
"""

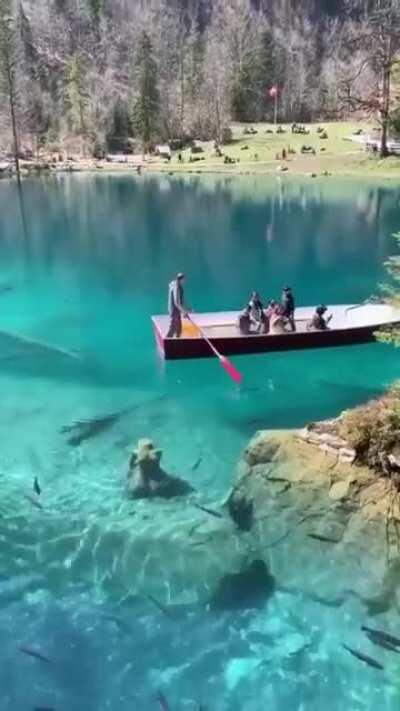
(0, 329, 81, 361)
(60, 395, 169, 447)
(60, 409, 131, 446)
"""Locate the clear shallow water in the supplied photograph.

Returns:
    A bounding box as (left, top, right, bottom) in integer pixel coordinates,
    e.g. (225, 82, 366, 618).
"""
(1, 173, 400, 709)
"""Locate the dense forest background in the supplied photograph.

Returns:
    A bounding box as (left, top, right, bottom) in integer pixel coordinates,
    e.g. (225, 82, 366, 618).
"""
(0, 0, 397, 155)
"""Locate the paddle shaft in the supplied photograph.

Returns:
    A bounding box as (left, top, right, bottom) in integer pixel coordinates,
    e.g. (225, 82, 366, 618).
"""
(186, 315, 221, 357)
(185, 315, 242, 384)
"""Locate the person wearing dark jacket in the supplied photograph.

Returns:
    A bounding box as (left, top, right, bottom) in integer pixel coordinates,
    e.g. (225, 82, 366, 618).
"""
(282, 286, 296, 331)
(167, 273, 187, 338)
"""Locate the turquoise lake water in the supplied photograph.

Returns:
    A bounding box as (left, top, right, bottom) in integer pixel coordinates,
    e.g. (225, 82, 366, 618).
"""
(1, 173, 400, 709)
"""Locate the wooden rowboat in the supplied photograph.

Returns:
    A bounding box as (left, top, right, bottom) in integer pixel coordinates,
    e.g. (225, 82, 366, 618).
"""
(152, 303, 400, 360)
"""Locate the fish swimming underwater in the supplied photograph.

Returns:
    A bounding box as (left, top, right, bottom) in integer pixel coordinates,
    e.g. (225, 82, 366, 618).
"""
(191, 456, 203, 471)
(307, 533, 340, 544)
(33, 476, 41, 496)
(362, 625, 400, 652)
(19, 646, 52, 664)
(342, 644, 384, 670)
(193, 503, 223, 519)
(147, 595, 174, 620)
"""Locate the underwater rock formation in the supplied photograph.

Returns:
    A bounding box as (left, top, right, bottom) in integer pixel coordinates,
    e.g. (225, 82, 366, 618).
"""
(126, 438, 195, 499)
(6, 418, 400, 617)
(0, 438, 265, 607)
(209, 559, 275, 610)
(228, 426, 400, 613)
(227, 493, 254, 531)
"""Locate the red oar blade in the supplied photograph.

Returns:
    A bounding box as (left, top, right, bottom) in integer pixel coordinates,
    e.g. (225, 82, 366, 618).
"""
(187, 315, 243, 384)
(220, 355, 243, 384)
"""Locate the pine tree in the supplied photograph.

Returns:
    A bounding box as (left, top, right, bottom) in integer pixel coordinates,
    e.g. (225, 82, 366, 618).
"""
(106, 98, 132, 152)
(0, 0, 21, 182)
(132, 31, 160, 151)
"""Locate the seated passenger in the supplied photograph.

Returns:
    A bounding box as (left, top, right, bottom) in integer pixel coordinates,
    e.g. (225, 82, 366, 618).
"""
(265, 300, 276, 318)
(264, 300, 277, 333)
(237, 306, 252, 335)
(248, 291, 265, 332)
(307, 305, 332, 331)
(269, 303, 287, 335)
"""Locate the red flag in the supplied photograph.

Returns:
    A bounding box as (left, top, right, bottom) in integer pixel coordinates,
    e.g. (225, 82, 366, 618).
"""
(269, 86, 278, 98)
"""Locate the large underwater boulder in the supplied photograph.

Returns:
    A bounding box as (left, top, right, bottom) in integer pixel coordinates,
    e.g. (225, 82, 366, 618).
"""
(227, 426, 400, 613)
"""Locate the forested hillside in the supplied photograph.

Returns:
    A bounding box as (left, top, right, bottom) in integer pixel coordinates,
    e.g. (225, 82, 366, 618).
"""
(0, 0, 398, 156)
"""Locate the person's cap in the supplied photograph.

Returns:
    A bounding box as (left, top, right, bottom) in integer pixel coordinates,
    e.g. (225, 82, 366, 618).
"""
(177, 272, 185, 279)
(317, 304, 327, 313)
(283, 286, 291, 291)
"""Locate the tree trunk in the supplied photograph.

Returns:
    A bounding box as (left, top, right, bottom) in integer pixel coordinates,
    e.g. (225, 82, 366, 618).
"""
(79, 98, 86, 158)
(179, 30, 185, 137)
(380, 41, 392, 158)
(380, 74, 390, 158)
(5, 56, 21, 185)
(215, 89, 221, 145)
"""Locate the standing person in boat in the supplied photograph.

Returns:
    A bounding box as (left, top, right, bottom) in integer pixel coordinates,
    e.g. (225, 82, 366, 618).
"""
(307, 305, 332, 331)
(167, 273, 188, 338)
(248, 291, 267, 333)
(282, 286, 296, 331)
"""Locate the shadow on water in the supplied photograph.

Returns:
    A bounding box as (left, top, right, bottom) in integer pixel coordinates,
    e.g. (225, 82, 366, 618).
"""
(16, 181, 31, 264)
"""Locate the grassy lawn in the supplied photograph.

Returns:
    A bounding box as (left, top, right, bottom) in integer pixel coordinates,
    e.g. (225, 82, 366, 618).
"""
(145, 121, 400, 179)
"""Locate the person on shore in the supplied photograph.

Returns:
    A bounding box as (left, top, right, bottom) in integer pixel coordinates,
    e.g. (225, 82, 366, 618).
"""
(237, 306, 252, 335)
(167, 273, 187, 338)
(282, 286, 296, 331)
(248, 291, 266, 333)
(307, 305, 332, 331)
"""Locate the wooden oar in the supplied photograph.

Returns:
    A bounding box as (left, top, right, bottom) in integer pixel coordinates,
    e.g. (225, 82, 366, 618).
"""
(186, 315, 242, 384)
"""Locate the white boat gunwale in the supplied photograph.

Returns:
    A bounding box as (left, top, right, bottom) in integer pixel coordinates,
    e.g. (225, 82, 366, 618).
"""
(152, 303, 400, 342)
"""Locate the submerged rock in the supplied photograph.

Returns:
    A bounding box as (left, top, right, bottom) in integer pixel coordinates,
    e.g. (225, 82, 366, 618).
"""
(229, 428, 400, 612)
(126, 438, 194, 499)
(227, 492, 254, 531)
(210, 559, 275, 610)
